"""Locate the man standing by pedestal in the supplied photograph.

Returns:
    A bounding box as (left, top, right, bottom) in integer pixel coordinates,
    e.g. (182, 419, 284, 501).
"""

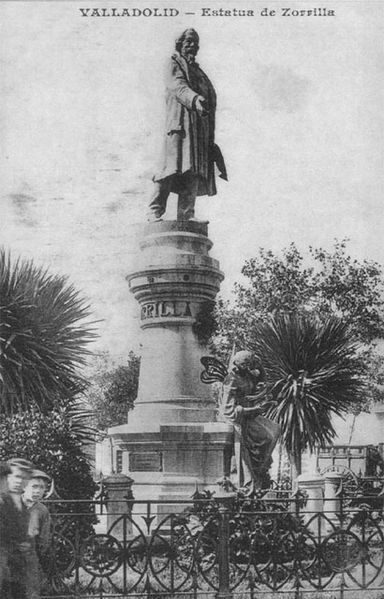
(148, 28, 227, 222)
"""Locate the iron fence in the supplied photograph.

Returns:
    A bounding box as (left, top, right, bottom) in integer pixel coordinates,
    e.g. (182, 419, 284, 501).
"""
(39, 488, 384, 599)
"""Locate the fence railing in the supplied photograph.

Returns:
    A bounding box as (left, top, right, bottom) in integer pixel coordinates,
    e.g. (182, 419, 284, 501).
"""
(40, 489, 384, 598)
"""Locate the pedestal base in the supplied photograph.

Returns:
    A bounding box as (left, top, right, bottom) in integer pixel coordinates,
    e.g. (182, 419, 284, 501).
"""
(109, 421, 234, 502)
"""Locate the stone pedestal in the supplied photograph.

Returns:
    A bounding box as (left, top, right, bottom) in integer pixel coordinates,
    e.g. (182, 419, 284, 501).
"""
(109, 221, 233, 502)
(324, 472, 343, 531)
(103, 473, 134, 539)
(297, 472, 325, 536)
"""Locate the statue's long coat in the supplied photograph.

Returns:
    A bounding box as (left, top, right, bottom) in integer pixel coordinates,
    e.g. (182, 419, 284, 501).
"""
(154, 52, 221, 196)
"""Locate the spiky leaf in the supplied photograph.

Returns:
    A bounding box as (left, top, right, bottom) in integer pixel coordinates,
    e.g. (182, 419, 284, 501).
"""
(0, 249, 96, 415)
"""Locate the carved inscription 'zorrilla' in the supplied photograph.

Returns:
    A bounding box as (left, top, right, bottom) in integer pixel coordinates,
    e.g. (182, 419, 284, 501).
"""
(141, 300, 192, 320)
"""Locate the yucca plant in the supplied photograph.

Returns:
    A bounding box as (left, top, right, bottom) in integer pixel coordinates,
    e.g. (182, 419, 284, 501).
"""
(0, 249, 96, 415)
(250, 314, 367, 479)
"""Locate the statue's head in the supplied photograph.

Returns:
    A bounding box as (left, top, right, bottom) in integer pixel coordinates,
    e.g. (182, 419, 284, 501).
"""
(233, 350, 255, 368)
(233, 351, 263, 376)
(175, 29, 200, 61)
(233, 350, 265, 381)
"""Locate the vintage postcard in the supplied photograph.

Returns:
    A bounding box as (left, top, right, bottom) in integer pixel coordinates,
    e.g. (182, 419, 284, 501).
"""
(1, 1, 384, 597)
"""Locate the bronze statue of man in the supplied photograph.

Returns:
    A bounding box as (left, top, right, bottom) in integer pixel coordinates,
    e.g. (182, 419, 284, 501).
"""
(148, 28, 227, 222)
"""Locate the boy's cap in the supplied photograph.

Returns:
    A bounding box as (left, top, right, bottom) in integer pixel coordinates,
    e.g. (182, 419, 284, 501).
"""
(31, 469, 51, 482)
(8, 458, 34, 471)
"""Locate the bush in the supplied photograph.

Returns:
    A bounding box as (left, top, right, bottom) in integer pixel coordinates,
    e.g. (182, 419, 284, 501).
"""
(0, 408, 97, 500)
(86, 351, 140, 429)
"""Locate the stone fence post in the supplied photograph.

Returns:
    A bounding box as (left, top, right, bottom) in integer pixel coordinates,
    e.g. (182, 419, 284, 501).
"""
(103, 473, 134, 540)
(324, 471, 343, 530)
(215, 488, 236, 599)
(297, 472, 325, 536)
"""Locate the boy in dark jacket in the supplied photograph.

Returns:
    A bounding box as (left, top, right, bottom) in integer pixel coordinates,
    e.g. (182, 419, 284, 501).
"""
(22, 469, 52, 599)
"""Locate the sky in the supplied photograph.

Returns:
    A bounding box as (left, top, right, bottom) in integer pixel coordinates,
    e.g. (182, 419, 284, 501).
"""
(1, 0, 383, 360)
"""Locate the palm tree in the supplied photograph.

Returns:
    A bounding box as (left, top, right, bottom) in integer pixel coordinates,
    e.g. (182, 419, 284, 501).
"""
(250, 314, 367, 480)
(0, 249, 96, 415)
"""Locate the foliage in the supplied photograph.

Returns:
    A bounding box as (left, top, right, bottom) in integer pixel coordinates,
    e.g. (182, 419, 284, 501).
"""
(0, 408, 99, 552)
(0, 249, 96, 415)
(176, 490, 312, 576)
(249, 314, 367, 474)
(85, 351, 140, 429)
(215, 240, 384, 356)
(366, 350, 384, 404)
(0, 408, 97, 500)
(174, 491, 373, 583)
(0, 247, 99, 509)
(213, 240, 384, 420)
(211, 241, 384, 477)
(192, 300, 217, 346)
